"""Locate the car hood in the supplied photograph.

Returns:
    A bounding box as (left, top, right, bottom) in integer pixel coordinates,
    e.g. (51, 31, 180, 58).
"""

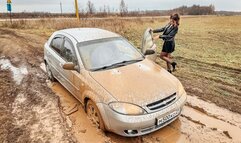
(89, 59, 179, 106)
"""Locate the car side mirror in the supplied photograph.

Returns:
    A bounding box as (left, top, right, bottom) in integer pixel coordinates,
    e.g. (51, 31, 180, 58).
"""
(62, 62, 76, 70)
(144, 49, 155, 56)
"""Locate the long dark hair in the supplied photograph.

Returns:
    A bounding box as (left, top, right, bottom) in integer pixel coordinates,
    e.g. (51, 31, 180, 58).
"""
(170, 13, 180, 26)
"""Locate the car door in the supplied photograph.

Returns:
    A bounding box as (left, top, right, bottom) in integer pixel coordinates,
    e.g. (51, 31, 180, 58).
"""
(47, 35, 64, 80)
(141, 28, 157, 62)
(58, 37, 81, 96)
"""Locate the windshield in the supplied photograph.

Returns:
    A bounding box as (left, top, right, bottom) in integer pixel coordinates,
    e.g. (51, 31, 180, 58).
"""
(77, 37, 144, 71)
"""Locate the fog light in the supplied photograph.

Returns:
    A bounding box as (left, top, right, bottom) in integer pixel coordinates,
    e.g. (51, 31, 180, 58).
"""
(124, 129, 138, 135)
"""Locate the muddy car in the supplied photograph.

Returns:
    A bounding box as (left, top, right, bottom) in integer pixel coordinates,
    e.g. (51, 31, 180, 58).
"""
(44, 28, 187, 137)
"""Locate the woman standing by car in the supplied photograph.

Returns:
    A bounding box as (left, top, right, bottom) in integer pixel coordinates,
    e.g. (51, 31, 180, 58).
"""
(152, 13, 180, 73)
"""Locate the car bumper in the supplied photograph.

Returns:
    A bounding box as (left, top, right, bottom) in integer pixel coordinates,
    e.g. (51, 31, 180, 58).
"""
(97, 94, 187, 137)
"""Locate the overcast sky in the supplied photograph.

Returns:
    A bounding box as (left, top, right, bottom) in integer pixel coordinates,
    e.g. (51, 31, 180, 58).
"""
(0, 0, 240, 13)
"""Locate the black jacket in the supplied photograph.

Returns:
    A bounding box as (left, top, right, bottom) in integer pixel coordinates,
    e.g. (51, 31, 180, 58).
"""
(153, 24, 178, 41)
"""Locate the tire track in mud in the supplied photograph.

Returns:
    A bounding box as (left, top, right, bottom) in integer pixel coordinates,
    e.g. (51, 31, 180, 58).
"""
(182, 106, 241, 142)
(0, 70, 30, 142)
(185, 103, 237, 127)
(0, 28, 46, 67)
(175, 56, 241, 85)
(0, 29, 76, 142)
(174, 56, 241, 114)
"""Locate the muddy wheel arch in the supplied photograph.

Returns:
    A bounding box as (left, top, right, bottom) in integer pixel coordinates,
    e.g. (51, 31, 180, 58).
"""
(82, 91, 100, 105)
(81, 90, 111, 130)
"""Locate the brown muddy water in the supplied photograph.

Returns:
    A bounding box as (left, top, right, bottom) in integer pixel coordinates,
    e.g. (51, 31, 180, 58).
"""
(49, 81, 241, 143)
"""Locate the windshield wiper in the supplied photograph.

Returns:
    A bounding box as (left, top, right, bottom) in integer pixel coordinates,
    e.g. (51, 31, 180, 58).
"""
(91, 58, 144, 71)
(91, 64, 125, 71)
(114, 58, 144, 65)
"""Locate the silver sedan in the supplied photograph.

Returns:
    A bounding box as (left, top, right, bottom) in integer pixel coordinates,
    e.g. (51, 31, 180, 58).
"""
(44, 28, 187, 137)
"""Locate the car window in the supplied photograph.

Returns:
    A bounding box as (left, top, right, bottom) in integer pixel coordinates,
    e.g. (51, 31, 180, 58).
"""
(50, 37, 63, 55)
(62, 38, 77, 64)
(77, 37, 144, 70)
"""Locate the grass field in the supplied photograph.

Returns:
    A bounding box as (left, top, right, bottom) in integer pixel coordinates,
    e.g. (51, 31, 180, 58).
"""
(1, 16, 240, 114)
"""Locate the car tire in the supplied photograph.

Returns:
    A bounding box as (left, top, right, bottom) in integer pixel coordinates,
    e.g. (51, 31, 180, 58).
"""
(86, 100, 105, 131)
(45, 62, 56, 82)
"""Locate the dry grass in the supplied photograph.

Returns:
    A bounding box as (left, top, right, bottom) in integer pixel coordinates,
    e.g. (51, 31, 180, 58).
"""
(171, 16, 241, 113)
(0, 17, 163, 45)
(0, 16, 240, 113)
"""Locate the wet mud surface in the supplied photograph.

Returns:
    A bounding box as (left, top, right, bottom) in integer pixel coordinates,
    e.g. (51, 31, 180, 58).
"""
(0, 28, 76, 142)
(50, 82, 241, 143)
(1, 27, 241, 143)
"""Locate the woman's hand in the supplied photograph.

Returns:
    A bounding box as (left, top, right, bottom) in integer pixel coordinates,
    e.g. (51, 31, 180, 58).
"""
(149, 28, 153, 33)
(152, 35, 160, 41)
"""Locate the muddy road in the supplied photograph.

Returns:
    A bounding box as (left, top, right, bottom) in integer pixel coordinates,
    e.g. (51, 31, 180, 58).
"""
(1, 27, 241, 143)
(0, 28, 76, 142)
(49, 81, 241, 143)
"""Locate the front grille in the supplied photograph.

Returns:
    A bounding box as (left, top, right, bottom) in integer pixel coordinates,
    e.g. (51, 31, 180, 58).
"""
(146, 93, 176, 111)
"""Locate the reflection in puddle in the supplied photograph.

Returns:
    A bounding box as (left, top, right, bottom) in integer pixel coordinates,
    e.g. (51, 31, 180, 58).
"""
(0, 58, 28, 85)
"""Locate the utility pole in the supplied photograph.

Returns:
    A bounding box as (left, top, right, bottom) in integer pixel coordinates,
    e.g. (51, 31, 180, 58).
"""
(60, 2, 63, 16)
(74, 0, 80, 23)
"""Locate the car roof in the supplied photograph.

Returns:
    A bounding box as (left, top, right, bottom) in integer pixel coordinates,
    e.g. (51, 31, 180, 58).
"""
(58, 28, 121, 43)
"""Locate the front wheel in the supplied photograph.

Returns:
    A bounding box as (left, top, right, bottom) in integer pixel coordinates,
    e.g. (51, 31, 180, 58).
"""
(86, 100, 105, 131)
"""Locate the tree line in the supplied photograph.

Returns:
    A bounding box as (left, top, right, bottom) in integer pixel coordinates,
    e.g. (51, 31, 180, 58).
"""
(81, 1, 216, 16)
(171, 5, 215, 15)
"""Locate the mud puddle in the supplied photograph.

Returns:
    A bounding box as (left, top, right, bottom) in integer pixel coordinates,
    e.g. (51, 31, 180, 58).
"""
(186, 96, 241, 129)
(48, 81, 241, 143)
(50, 82, 110, 143)
(183, 106, 241, 142)
(0, 58, 28, 85)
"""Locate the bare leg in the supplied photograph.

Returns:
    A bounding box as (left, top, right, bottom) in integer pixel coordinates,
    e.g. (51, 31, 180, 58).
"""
(160, 52, 172, 71)
(160, 52, 172, 64)
(166, 54, 172, 70)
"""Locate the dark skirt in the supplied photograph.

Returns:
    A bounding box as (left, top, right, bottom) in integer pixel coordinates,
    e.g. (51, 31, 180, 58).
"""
(162, 41, 175, 53)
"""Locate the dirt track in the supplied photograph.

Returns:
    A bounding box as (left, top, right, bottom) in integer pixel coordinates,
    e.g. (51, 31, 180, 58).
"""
(1, 27, 241, 143)
(0, 28, 76, 142)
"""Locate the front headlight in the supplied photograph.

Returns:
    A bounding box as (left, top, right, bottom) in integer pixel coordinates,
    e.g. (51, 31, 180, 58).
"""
(178, 81, 186, 96)
(109, 102, 146, 115)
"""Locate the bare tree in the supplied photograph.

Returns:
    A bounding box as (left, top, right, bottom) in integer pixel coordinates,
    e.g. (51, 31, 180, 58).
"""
(86, 1, 95, 15)
(103, 5, 107, 14)
(107, 5, 111, 14)
(97, 5, 108, 17)
(119, 0, 128, 16)
(210, 4, 215, 14)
